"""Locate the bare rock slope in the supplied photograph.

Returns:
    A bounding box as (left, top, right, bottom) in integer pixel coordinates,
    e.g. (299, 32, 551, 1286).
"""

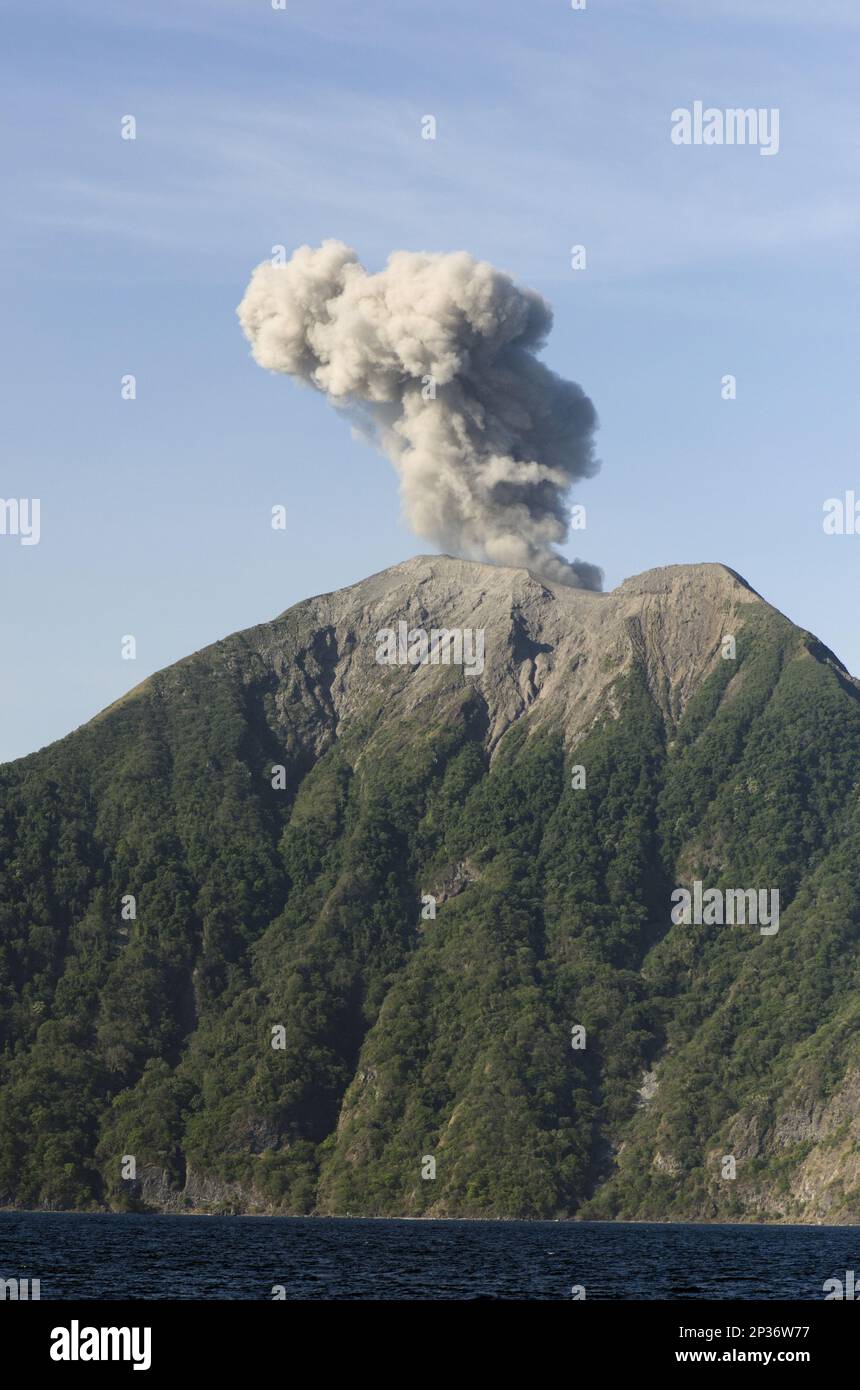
(3, 554, 860, 1223)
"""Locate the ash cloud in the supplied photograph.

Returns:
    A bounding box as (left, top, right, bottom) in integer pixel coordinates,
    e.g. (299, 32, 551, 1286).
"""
(237, 240, 602, 589)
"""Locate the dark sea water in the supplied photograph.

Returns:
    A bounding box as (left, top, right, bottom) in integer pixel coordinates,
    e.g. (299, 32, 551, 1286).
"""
(2, 1213, 859, 1300)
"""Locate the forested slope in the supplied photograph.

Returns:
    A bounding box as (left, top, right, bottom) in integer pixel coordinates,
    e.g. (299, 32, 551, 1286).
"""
(2, 557, 859, 1221)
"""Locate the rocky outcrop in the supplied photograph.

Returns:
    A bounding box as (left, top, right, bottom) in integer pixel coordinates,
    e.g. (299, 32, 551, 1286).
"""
(5, 553, 860, 1223)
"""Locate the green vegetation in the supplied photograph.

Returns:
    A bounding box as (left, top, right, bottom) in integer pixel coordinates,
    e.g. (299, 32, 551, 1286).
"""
(3, 602, 860, 1220)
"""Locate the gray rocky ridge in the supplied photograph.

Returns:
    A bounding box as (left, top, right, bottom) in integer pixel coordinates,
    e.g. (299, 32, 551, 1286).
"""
(108, 555, 769, 760)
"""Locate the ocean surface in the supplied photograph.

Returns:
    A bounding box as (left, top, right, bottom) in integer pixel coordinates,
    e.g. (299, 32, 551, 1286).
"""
(2, 1213, 859, 1300)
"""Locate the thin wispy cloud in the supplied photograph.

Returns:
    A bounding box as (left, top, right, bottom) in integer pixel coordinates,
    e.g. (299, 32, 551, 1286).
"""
(629, 0, 860, 27)
(6, 85, 860, 289)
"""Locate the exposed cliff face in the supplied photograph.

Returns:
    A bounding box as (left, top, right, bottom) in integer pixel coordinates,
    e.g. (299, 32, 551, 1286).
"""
(263, 555, 763, 742)
(1, 555, 860, 1222)
(110, 554, 765, 753)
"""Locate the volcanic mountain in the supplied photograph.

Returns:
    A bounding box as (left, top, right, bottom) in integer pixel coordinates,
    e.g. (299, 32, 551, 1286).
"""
(2, 555, 860, 1222)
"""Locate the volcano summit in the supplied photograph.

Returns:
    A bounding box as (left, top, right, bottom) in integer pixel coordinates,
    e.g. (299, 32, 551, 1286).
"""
(1, 556, 859, 1223)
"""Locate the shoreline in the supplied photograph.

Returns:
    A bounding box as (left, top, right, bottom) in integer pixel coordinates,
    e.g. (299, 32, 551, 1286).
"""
(1, 1206, 856, 1229)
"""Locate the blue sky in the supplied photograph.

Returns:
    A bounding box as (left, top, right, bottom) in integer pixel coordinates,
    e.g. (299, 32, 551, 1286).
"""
(2, 0, 860, 761)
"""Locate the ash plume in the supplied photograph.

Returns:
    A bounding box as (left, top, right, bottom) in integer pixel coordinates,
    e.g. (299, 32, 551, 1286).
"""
(237, 240, 602, 588)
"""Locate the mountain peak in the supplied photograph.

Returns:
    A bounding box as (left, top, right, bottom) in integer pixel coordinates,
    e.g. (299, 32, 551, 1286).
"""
(262, 554, 767, 751)
(613, 560, 760, 600)
(4, 549, 859, 1224)
(86, 556, 772, 763)
(315, 553, 760, 605)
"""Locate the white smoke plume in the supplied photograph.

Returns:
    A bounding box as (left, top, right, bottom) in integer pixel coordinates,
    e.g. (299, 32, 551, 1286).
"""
(237, 240, 602, 588)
